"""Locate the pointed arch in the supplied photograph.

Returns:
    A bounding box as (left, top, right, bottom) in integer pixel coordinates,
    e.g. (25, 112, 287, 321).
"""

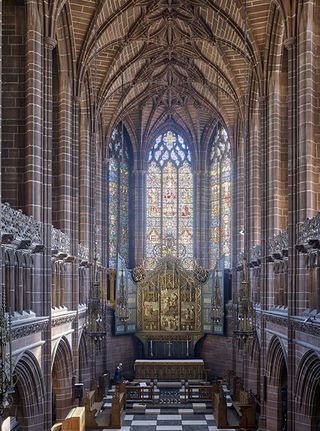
(11, 351, 45, 431)
(146, 129, 193, 267)
(209, 126, 232, 268)
(79, 332, 91, 390)
(107, 123, 132, 267)
(295, 350, 320, 417)
(266, 335, 287, 385)
(52, 336, 74, 421)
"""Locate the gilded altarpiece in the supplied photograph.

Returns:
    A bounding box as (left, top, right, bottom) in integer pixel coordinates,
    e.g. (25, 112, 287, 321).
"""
(135, 256, 204, 358)
(114, 255, 226, 358)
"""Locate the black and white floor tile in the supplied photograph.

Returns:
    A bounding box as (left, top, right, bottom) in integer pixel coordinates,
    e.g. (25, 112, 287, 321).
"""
(105, 411, 235, 431)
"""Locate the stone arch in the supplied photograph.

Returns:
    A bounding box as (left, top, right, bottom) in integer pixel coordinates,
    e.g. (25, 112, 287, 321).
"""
(295, 350, 320, 428)
(52, 336, 74, 421)
(266, 335, 288, 431)
(248, 336, 261, 396)
(146, 120, 196, 165)
(264, 1, 286, 91)
(79, 332, 90, 390)
(266, 335, 287, 385)
(9, 351, 45, 431)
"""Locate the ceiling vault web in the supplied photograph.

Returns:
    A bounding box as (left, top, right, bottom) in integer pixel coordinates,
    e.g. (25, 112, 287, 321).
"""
(64, 0, 283, 145)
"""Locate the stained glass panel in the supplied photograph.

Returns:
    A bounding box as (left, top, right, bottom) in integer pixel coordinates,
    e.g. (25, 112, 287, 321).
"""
(209, 128, 231, 268)
(108, 126, 129, 267)
(146, 131, 193, 266)
(146, 161, 162, 259)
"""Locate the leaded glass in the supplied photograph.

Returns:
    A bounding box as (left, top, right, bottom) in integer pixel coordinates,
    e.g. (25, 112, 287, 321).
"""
(146, 131, 193, 267)
(108, 126, 129, 267)
(209, 127, 231, 268)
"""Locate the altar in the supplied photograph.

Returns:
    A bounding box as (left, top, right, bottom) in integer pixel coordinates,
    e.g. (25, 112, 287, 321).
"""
(134, 359, 204, 381)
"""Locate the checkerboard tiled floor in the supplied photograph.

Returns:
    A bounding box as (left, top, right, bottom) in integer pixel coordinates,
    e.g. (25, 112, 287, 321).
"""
(101, 384, 236, 431)
(105, 410, 235, 431)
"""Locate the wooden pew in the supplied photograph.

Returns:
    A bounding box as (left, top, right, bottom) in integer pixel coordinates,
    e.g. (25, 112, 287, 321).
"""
(62, 407, 85, 431)
(110, 382, 126, 429)
(212, 384, 228, 428)
(82, 387, 105, 428)
(211, 376, 257, 429)
(233, 389, 257, 429)
(51, 407, 85, 431)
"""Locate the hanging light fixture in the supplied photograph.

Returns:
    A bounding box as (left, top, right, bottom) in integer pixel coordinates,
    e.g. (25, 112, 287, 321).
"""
(233, 0, 255, 343)
(85, 10, 106, 343)
(212, 268, 223, 324)
(234, 258, 255, 342)
(0, 293, 15, 415)
(116, 268, 129, 323)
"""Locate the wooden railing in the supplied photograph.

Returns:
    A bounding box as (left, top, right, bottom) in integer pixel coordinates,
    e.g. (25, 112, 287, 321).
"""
(186, 384, 215, 401)
(126, 383, 154, 403)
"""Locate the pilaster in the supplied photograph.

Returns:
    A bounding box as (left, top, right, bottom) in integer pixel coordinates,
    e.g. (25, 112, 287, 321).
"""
(193, 169, 209, 268)
(285, 36, 298, 431)
(259, 94, 268, 430)
(42, 35, 56, 430)
(133, 168, 147, 265)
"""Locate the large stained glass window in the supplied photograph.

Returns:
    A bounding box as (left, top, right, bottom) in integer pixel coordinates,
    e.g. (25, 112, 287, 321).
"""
(210, 127, 231, 268)
(146, 131, 193, 266)
(108, 126, 129, 267)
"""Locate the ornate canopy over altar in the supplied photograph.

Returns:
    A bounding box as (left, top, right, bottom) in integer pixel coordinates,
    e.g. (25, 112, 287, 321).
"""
(115, 254, 227, 358)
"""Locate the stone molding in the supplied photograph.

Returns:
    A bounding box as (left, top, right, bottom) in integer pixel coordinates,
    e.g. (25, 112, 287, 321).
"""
(264, 313, 288, 327)
(12, 319, 49, 340)
(1, 202, 90, 262)
(52, 312, 77, 327)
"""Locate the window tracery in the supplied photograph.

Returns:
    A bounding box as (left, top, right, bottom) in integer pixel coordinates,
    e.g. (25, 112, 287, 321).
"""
(108, 126, 129, 267)
(146, 131, 193, 266)
(210, 127, 231, 268)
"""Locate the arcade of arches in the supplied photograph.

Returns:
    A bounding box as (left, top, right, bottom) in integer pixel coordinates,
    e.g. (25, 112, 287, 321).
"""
(0, 0, 320, 430)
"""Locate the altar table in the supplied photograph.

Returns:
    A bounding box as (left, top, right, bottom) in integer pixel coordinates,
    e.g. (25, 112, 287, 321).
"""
(134, 359, 204, 381)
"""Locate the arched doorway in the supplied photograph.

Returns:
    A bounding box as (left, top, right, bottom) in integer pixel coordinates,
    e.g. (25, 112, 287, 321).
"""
(266, 336, 287, 431)
(295, 350, 320, 430)
(52, 337, 74, 421)
(7, 351, 45, 431)
(79, 332, 90, 390)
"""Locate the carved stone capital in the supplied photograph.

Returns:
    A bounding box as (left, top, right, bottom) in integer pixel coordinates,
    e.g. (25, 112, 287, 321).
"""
(284, 37, 296, 49)
(44, 37, 57, 49)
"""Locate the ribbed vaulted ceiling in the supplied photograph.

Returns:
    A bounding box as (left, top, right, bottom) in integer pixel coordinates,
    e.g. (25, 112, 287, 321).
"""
(67, 0, 286, 146)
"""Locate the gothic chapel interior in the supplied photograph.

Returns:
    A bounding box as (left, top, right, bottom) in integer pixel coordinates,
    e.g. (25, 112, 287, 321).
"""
(1, 0, 320, 430)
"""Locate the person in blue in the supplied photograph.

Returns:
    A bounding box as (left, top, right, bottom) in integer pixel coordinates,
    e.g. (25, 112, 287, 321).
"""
(113, 362, 123, 385)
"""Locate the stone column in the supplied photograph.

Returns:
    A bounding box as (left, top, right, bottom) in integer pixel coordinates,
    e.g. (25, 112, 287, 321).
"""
(42, 35, 56, 430)
(285, 36, 298, 431)
(259, 95, 268, 430)
(25, 1, 43, 219)
(79, 106, 91, 249)
(248, 105, 261, 251)
(108, 269, 116, 307)
(194, 169, 210, 268)
(71, 95, 81, 382)
(133, 168, 147, 265)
